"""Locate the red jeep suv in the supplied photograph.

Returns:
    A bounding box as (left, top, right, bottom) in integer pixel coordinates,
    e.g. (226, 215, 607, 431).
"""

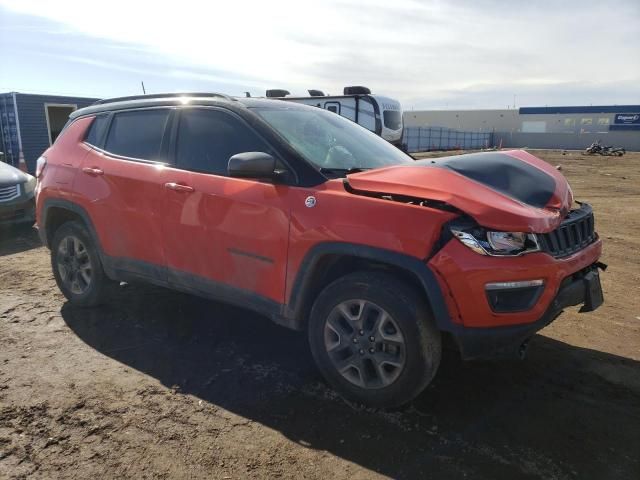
(35, 93, 605, 407)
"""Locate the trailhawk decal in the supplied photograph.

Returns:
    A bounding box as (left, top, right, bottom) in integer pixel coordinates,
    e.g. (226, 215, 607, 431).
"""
(420, 152, 556, 209)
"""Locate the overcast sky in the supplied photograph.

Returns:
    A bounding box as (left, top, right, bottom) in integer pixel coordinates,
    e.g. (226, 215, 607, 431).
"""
(0, 0, 638, 109)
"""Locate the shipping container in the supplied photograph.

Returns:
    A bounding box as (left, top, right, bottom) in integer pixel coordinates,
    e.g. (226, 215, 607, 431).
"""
(0, 92, 99, 173)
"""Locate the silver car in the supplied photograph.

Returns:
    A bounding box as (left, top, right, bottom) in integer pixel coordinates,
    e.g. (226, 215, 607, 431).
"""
(0, 160, 36, 226)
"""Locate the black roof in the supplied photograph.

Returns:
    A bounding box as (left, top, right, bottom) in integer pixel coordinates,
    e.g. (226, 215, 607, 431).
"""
(70, 92, 311, 119)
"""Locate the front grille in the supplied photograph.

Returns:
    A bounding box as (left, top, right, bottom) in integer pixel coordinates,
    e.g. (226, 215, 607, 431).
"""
(538, 204, 596, 258)
(0, 184, 20, 202)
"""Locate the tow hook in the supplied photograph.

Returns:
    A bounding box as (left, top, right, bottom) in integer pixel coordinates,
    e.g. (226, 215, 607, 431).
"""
(595, 261, 608, 271)
(518, 339, 530, 360)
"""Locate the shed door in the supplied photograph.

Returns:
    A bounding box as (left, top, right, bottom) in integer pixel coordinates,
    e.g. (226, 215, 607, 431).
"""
(45, 104, 77, 144)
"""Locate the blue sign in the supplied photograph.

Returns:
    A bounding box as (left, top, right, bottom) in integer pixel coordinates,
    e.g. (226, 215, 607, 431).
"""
(614, 113, 640, 124)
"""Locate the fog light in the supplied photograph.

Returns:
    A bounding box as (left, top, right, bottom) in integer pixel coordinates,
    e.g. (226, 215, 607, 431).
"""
(485, 280, 545, 313)
(485, 279, 544, 290)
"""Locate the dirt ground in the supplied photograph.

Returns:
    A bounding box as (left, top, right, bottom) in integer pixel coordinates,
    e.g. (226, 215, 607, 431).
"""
(1, 150, 639, 480)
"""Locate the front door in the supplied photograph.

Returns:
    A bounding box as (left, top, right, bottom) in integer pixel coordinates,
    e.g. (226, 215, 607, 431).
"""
(161, 107, 291, 305)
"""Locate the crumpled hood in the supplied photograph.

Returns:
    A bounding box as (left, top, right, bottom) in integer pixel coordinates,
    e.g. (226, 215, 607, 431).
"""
(0, 161, 31, 187)
(346, 150, 573, 233)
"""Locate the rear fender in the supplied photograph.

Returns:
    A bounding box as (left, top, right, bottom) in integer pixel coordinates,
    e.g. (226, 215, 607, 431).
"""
(40, 199, 116, 280)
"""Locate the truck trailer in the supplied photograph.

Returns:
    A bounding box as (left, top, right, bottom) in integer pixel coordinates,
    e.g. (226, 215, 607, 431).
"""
(265, 86, 403, 146)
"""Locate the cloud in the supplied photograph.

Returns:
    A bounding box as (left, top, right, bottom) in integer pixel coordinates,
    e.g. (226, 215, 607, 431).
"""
(403, 79, 640, 110)
(0, 0, 638, 107)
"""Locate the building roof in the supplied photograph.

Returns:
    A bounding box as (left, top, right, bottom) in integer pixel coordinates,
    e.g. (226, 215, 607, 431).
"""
(519, 105, 640, 115)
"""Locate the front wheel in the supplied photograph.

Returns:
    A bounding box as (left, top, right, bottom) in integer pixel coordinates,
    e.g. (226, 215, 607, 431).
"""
(308, 271, 441, 408)
(51, 221, 114, 306)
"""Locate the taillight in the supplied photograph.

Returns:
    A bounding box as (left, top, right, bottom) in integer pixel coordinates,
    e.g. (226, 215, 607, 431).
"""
(35, 156, 47, 178)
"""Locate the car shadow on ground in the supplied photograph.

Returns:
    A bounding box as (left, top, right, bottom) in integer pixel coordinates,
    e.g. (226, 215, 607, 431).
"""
(0, 224, 41, 256)
(61, 283, 640, 479)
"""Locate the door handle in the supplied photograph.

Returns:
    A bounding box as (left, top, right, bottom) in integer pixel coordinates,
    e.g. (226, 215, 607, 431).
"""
(164, 182, 194, 193)
(82, 167, 104, 176)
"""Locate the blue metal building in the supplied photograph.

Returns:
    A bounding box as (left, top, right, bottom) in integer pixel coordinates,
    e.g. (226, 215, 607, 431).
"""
(0, 92, 99, 173)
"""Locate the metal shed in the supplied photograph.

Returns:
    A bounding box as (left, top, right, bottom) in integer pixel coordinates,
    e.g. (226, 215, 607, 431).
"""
(0, 92, 99, 173)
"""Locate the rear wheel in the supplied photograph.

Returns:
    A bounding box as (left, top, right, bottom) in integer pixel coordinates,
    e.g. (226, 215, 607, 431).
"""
(51, 221, 113, 306)
(308, 271, 441, 408)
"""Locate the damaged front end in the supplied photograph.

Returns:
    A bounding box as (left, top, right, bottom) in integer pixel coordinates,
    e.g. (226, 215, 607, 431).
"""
(345, 149, 573, 233)
(448, 202, 598, 258)
(343, 149, 602, 264)
(344, 149, 605, 358)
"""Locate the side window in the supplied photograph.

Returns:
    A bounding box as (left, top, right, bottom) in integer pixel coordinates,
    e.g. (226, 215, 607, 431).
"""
(84, 114, 109, 147)
(104, 109, 171, 160)
(324, 102, 340, 114)
(176, 109, 271, 175)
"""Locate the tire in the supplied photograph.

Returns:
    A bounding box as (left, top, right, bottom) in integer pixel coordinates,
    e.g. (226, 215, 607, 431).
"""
(50, 221, 114, 306)
(308, 271, 441, 408)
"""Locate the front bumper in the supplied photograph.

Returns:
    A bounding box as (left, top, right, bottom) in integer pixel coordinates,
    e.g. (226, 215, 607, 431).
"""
(429, 236, 603, 328)
(428, 232, 604, 359)
(0, 197, 35, 226)
(449, 264, 605, 359)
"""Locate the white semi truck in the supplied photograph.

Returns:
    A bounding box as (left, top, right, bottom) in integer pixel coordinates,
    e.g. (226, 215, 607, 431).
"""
(263, 86, 403, 146)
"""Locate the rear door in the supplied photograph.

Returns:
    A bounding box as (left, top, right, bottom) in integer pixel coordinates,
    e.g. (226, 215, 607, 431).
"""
(161, 107, 291, 305)
(76, 108, 174, 281)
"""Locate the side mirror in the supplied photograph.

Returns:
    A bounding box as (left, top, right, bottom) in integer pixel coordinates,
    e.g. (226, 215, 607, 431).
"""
(228, 152, 276, 179)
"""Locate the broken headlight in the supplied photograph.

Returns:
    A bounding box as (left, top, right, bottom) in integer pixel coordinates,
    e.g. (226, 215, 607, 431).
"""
(451, 226, 540, 256)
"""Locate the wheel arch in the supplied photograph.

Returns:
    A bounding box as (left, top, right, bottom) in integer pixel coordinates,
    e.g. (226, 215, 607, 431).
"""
(283, 243, 453, 332)
(42, 199, 119, 281)
(41, 199, 100, 248)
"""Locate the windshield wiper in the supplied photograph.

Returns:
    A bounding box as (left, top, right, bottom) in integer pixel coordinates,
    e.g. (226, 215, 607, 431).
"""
(319, 167, 372, 177)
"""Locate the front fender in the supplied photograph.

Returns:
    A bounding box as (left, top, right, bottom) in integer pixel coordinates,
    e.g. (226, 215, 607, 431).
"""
(283, 242, 454, 331)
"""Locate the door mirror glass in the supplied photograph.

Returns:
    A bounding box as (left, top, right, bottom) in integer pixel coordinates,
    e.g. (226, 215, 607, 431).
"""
(228, 152, 276, 179)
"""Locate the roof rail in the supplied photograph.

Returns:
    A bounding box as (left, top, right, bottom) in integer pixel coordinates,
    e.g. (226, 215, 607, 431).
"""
(92, 92, 235, 105)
